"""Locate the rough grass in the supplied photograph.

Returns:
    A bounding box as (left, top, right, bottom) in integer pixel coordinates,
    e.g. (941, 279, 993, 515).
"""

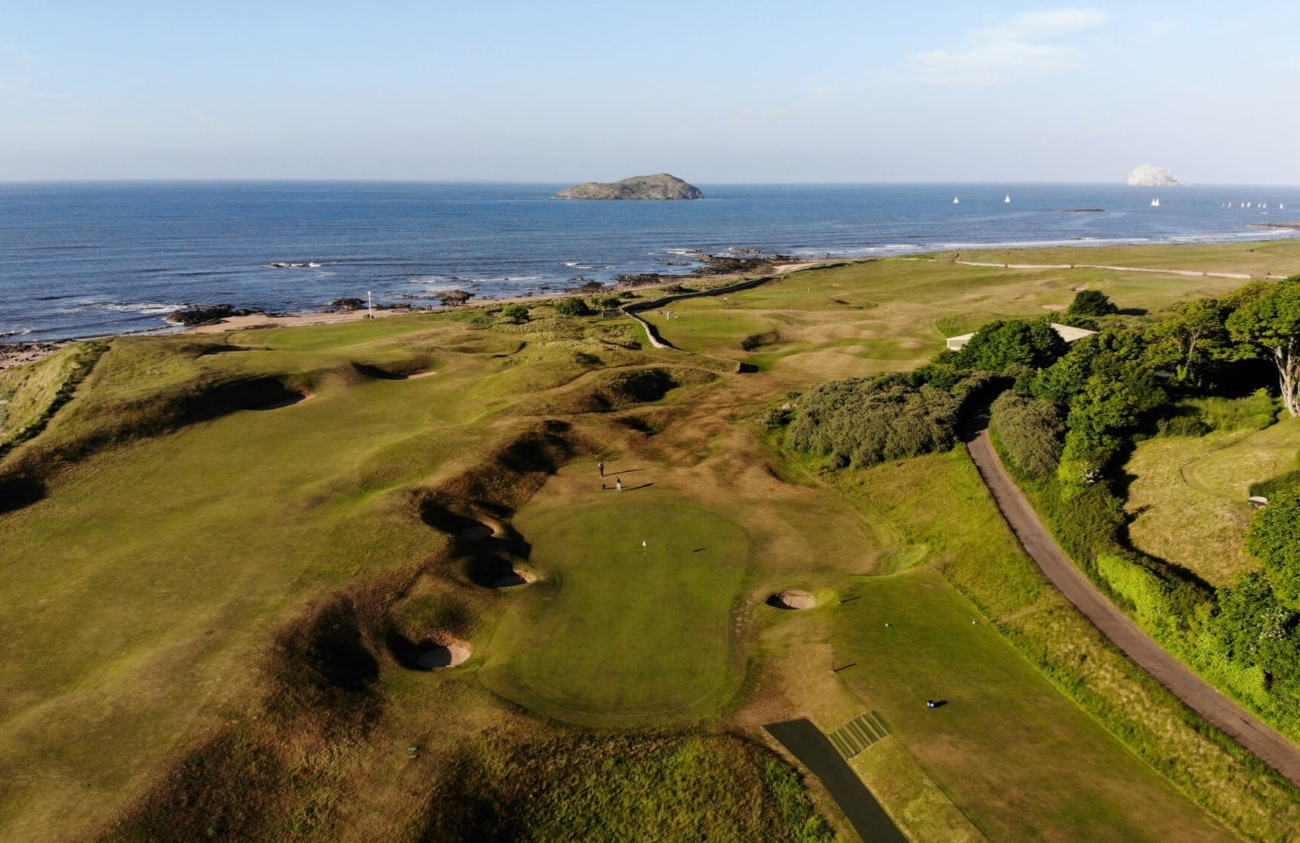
(1125, 417, 1300, 585)
(0, 341, 105, 449)
(424, 731, 834, 842)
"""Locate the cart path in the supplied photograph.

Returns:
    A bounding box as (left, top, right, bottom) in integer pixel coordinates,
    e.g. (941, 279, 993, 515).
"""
(964, 416, 1300, 788)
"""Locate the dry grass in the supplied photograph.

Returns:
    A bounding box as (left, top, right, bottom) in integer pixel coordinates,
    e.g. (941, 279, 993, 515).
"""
(1125, 419, 1300, 586)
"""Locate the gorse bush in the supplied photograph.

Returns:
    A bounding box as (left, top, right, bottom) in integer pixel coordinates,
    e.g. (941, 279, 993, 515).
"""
(554, 297, 592, 317)
(786, 371, 993, 468)
(989, 391, 1065, 477)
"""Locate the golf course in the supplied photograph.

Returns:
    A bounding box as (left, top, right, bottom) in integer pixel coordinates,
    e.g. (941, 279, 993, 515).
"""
(4, 241, 1300, 841)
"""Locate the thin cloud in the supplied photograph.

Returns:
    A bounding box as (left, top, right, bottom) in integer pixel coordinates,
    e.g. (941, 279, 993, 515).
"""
(0, 45, 68, 100)
(912, 7, 1108, 86)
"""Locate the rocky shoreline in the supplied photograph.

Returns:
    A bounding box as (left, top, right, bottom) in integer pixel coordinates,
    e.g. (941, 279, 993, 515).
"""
(0, 341, 70, 371)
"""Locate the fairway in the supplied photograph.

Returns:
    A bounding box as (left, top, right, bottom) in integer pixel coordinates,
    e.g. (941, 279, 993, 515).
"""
(831, 570, 1232, 842)
(481, 486, 751, 726)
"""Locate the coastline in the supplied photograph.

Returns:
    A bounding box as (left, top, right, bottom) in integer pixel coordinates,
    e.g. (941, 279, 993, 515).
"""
(0, 259, 826, 370)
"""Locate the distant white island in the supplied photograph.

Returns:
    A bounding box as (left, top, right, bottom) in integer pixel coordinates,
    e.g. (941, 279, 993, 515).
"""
(1127, 165, 1182, 187)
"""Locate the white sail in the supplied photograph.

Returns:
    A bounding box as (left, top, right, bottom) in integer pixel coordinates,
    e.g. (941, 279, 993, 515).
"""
(1004, 193, 1011, 203)
(953, 196, 959, 204)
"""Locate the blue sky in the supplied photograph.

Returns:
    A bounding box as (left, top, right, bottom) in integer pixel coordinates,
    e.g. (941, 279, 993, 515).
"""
(3, 1, 1298, 183)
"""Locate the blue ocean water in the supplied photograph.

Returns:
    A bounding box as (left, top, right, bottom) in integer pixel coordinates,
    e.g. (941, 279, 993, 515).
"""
(1, 181, 1298, 342)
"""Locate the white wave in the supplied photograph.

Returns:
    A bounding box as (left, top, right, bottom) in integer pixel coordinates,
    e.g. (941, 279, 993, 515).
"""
(99, 302, 188, 315)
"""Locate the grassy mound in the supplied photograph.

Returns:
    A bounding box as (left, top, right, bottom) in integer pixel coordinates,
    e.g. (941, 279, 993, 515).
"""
(425, 731, 833, 842)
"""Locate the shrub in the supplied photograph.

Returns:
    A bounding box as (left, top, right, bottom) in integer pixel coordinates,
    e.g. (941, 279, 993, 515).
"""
(1244, 490, 1300, 608)
(989, 391, 1066, 477)
(1068, 289, 1119, 317)
(787, 376, 964, 468)
(501, 304, 530, 323)
(554, 297, 591, 317)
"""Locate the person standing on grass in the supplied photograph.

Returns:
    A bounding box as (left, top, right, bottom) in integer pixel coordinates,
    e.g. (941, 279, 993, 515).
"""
(616, 476, 623, 492)
(598, 461, 605, 477)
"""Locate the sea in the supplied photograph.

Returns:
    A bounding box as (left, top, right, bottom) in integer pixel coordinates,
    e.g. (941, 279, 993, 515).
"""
(2, 181, 1298, 343)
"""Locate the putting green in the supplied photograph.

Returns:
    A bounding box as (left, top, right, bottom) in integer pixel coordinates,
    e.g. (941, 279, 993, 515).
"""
(480, 489, 750, 726)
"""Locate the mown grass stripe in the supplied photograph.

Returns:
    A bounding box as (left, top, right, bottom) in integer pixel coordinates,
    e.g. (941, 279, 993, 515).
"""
(827, 712, 897, 759)
(827, 730, 853, 757)
(847, 721, 873, 747)
(856, 717, 882, 741)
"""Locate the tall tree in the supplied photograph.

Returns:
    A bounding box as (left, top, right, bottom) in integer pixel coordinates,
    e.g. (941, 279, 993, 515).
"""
(1147, 296, 1235, 385)
(1227, 276, 1300, 416)
(1068, 289, 1119, 317)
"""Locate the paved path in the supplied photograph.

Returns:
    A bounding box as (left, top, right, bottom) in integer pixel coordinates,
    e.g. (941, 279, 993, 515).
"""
(964, 416, 1300, 788)
(764, 719, 907, 843)
(954, 259, 1252, 279)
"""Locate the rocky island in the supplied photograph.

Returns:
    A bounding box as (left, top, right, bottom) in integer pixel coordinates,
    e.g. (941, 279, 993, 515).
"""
(554, 173, 704, 200)
(1127, 164, 1182, 187)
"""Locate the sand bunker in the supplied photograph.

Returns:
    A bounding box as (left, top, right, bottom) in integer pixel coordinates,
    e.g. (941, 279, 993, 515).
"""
(491, 569, 537, 589)
(459, 523, 494, 541)
(415, 634, 471, 669)
(767, 590, 816, 610)
(253, 390, 313, 411)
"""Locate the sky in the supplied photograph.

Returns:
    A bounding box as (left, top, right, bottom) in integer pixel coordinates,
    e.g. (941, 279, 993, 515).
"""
(3, 1, 1299, 184)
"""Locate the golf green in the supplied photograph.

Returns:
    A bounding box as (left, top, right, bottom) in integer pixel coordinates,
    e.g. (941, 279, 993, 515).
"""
(480, 490, 751, 726)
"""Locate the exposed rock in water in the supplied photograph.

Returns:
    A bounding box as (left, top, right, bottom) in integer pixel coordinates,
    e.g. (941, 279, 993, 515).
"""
(554, 173, 704, 201)
(165, 304, 263, 327)
(1127, 165, 1182, 187)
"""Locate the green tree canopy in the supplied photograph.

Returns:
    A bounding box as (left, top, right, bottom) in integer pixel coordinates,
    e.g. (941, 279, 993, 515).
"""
(1245, 490, 1300, 608)
(787, 376, 965, 468)
(952, 318, 1066, 372)
(1226, 276, 1300, 416)
(1147, 296, 1237, 386)
(1068, 289, 1119, 317)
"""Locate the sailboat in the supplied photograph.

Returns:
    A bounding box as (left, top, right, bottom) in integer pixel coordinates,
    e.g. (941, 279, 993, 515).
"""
(1151, 198, 1160, 207)
(1004, 193, 1011, 204)
(952, 196, 959, 204)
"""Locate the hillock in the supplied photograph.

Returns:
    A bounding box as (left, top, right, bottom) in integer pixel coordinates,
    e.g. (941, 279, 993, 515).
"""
(554, 173, 703, 200)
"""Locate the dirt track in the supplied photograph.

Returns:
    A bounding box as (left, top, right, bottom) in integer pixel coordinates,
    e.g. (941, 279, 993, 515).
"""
(964, 417, 1300, 788)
